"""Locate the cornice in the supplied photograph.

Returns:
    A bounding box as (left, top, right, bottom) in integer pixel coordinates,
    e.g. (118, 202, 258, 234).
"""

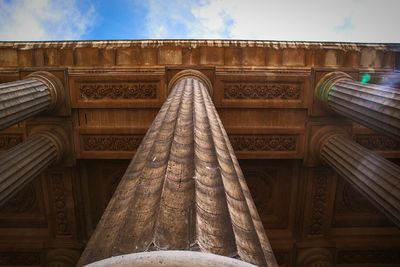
(0, 40, 398, 51)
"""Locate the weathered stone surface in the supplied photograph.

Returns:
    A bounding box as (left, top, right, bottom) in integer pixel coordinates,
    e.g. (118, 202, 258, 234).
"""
(78, 71, 277, 267)
(0, 130, 65, 205)
(320, 134, 400, 227)
(316, 71, 400, 141)
(0, 71, 64, 130)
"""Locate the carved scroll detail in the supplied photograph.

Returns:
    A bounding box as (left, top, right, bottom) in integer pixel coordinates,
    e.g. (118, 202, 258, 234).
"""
(224, 82, 301, 100)
(79, 82, 157, 100)
(0, 134, 23, 150)
(308, 173, 329, 235)
(229, 135, 297, 151)
(355, 134, 400, 151)
(50, 173, 70, 235)
(82, 135, 143, 151)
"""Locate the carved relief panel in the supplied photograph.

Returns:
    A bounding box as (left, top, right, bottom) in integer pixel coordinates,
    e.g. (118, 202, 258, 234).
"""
(302, 168, 336, 238)
(69, 70, 166, 108)
(214, 69, 311, 109)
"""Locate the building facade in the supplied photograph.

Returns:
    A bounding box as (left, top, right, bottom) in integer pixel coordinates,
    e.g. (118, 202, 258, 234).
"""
(0, 40, 399, 266)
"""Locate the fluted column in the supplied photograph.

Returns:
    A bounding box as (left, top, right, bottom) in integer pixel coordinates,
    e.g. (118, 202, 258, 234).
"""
(0, 71, 64, 130)
(78, 70, 277, 267)
(315, 71, 400, 141)
(0, 130, 64, 205)
(319, 133, 400, 227)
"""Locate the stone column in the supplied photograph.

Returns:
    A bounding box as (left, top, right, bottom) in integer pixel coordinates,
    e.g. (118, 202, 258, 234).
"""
(315, 71, 400, 141)
(0, 130, 65, 205)
(0, 71, 64, 130)
(78, 70, 278, 267)
(317, 132, 400, 227)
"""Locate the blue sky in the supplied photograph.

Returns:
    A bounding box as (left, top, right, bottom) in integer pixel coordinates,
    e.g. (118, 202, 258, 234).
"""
(0, 0, 399, 42)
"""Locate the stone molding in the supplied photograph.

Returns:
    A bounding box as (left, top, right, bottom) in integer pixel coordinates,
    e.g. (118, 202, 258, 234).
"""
(27, 71, 65, 112)
(224, 82, 301, 100)
(167, 69, 213, 95)
(79, 82, 157, 100)
(314, 71, 353, 102)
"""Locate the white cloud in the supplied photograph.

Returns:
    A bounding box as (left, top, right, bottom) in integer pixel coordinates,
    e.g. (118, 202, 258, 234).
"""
(0, 0, 95, 41)
(142, 0, 232, 39)
(144, 0, 400, 42)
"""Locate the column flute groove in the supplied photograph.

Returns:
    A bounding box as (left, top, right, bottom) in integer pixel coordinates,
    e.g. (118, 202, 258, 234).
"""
(315, 71, 400, 141)
(318, 133, 400, 227)
(78, 70, 277, 267)
(0, 71, 64, 130)
(0, 130, 65, 205)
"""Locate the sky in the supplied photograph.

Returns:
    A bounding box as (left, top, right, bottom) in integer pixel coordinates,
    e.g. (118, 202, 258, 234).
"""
(0, 0, 399, 42)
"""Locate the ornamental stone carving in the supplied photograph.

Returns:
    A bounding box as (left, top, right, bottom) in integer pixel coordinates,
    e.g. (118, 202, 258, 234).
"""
(297, 248, 334, 267)
(308, 171, 330, 235)
(224, 82, 301, 100)
(79, 82, 157, 100)
(355, 134, 400, 151)
(49, 172, 70, 236)
(229, 135, 297, 151)
(82, 135, 143, 151)
(0, 134, 23, 150)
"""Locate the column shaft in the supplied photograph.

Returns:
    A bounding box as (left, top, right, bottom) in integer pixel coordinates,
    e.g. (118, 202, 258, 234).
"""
(0, 72, 63, 130)
(78, 71, 277, 267)
(321, 135, 400, 227)
(316, 72, 400, 141)
(0, 132, 63, 205)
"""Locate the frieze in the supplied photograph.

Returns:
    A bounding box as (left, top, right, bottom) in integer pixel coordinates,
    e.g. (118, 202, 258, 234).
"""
(0, 252, 41, 265)
(229, 135, 296, 151)
(82, 135, 143, 151)
(355, 134, 400, 151)
(50, 173, 70, 235)
(0, 134, 23, 150)
(337, 250, 400, 264)
(308, 173, 329, 235)
(79, 82, 157, 100)
(223, 82, 301, 100)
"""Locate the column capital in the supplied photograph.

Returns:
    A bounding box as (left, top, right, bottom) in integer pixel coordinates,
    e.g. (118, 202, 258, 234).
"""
(33, 129, 66, 163)
(314, 71, 400, 141)
(26, 71, 65, 112)
(168, 69, 213, 95)
(315, 71, 353, 102)
(306, 125, 350, 166)
(319, 129, 400, 226)
(27, 120, 73, 166)
(0, 128, 66, 205)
